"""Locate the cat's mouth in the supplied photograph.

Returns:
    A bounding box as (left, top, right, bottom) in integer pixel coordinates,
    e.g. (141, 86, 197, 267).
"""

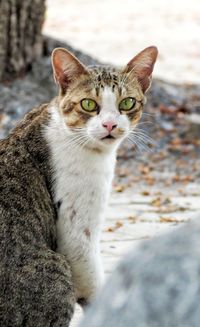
(100, 134, 117, 143)
(101, 134, 115, 140)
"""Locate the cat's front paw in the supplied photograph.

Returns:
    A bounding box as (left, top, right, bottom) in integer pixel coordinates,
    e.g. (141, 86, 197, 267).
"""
(75, 286, 99, 309)
(77, 297, 90, 309)
(75, 272, 104, 309)
(73, 254, 105, 308)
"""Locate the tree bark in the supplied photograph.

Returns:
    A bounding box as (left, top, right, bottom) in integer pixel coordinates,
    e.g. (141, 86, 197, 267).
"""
(0, 0, 46, 81)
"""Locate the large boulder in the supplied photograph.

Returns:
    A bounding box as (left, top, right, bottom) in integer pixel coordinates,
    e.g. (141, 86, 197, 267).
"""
(80, 215, 200, 327)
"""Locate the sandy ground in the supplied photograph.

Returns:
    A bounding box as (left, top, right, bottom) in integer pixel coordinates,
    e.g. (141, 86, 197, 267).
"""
(44, 0, 200, 84)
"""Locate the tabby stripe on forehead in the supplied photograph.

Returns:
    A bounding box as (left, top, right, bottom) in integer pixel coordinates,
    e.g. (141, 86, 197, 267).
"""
(119, 86, 122, 97)
(95, 87, 99, 97)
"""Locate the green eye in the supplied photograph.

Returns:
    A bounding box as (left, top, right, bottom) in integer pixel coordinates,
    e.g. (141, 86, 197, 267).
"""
(119, 97, 136, 111)
(81, 98, 97, 112)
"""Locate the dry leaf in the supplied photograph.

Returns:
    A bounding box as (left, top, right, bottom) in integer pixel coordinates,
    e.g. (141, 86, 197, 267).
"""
(106, 221, 123, 232)
(141, 191, 150, 196)
(139, 166, 150, 174)
(160, 216, 188, 223)
(193, 139, 200, 146)
(144, 175, 155, 185)
(106, 227, 114, 232)
(170, 138, 182, 146)
(128, 216, 137, 223)
(115, 221, 123, 228)
(151, 197, 162, 207)
(158, 205, 179, 213)
(114, 185, 125, 192)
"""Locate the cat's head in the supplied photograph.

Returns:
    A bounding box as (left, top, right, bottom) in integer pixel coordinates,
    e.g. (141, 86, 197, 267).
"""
(51, 46, 158, 152)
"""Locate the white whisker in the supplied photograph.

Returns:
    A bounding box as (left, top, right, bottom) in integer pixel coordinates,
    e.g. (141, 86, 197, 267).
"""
(131, 130, 156, 145)
(142, 112, 155, 118)
(127, 137, 144, 154)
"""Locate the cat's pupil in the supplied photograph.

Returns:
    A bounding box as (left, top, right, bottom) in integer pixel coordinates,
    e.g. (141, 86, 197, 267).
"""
(119, 97, 136, 111)
(88, 101, 93, 108)
(81, 98, 97, 111)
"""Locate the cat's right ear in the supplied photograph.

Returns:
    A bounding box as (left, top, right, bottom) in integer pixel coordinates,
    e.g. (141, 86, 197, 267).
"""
(52, 48, 89, 93)
(123, 46, 158, 93)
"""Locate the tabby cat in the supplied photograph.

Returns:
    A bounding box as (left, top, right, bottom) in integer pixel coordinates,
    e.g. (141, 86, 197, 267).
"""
(0, 46, 158, 326)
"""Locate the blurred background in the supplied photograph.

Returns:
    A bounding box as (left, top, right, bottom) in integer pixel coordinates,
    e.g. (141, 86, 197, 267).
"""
(44, 0, 200, 83)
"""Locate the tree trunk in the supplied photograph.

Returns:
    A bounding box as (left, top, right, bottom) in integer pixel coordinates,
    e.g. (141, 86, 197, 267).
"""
(0, 0, 46, 81)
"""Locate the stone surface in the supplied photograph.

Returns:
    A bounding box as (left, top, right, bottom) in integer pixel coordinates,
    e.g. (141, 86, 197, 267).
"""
(79, 215, 200, 327)
(185, 114, 200, 140)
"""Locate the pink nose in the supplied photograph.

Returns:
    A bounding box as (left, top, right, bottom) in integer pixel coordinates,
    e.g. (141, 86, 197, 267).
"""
(102, 121, 117, 133)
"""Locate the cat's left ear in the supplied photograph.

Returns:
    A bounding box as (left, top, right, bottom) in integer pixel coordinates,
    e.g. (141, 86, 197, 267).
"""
(52, 48, 89, 93)
(124, 46, 158, 93)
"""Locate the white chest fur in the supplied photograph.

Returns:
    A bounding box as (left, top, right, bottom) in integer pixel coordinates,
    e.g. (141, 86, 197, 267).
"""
(54, 145, 115, 256)
(45, 110, 116, 302)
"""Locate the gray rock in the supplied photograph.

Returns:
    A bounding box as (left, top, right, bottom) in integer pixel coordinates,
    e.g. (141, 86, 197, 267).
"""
(185, 113, 200, 140)
(80, 215, 200, 327)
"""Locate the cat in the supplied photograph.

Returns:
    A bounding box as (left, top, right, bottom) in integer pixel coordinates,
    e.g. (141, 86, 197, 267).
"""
(0, 45, 158, 326)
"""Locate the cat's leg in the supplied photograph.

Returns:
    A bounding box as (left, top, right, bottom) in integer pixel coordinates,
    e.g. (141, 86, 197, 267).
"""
(72, 249, 105, 308)
(3, 250, 75, 327)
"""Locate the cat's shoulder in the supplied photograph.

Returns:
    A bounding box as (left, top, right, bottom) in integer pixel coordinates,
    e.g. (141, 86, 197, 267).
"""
(0, 101, 54, 195)
(1, 101, 53, 148)
(11, 102, 51, 137)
